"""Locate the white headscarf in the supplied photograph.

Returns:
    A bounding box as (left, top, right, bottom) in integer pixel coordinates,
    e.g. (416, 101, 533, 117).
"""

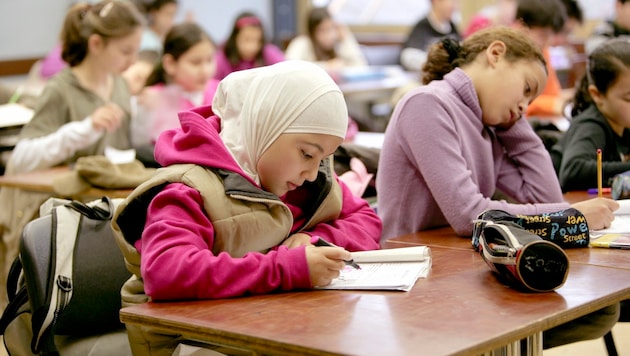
(213, 60, 348, 184)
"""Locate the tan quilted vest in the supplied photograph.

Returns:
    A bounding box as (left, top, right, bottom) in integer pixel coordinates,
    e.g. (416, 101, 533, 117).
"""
(111, 157, 342, 306)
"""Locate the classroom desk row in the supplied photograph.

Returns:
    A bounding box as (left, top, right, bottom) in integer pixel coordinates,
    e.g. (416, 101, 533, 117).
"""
(119, 191, 630, 356)
(1, 167, 627, 355)
(119, 243, 630, 356)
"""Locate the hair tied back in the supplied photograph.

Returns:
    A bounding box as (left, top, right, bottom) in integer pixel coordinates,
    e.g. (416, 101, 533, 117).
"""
(441, 37, 461, 63)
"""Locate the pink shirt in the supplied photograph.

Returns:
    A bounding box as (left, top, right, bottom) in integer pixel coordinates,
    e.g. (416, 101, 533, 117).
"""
(213, 44, 285, 80)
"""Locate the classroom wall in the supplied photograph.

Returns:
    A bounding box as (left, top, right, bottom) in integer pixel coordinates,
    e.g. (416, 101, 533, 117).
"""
(0, 0, 274, 62)
(0, 0, 618, 63)
(0, 0, 75, 60)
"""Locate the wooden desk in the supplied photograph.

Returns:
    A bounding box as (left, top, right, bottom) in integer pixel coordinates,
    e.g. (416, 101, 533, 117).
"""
(389, 226, 629, 269)
(0, 166, 132, 199)
(119, 246, 630, 356)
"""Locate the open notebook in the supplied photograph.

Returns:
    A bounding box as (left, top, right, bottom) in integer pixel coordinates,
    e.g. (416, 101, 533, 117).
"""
(590, 200, 630, 249)
(316, 246, 432, 291)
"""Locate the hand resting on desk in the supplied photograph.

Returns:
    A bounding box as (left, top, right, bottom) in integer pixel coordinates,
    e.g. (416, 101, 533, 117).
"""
(571, 197, 619, 230)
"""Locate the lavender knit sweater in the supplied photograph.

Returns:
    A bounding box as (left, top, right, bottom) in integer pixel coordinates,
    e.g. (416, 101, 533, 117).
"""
(377, 68, 569, 240)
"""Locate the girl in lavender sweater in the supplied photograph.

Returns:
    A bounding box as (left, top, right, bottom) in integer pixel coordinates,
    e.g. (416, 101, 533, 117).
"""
(377, 26, 620, 351)
(377, 26, 618, 240)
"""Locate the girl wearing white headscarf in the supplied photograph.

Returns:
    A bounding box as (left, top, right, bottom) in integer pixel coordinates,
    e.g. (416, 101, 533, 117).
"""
(112, 60, 382, 355)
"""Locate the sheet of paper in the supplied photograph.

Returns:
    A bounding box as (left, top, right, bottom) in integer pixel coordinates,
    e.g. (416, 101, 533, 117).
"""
(592, 200, 630, 234)
(614, 199, 630, 215)
(352, 131, 385, 149)
(0, 103, 34, 128)
(316, 259, 431, 292)
(104, 146, 136, 164)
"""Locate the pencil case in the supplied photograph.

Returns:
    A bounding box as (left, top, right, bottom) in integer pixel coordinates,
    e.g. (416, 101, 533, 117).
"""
(612, 170, 630, 200)
(472, 208, 589, 249)
(475, 220, 569, 292)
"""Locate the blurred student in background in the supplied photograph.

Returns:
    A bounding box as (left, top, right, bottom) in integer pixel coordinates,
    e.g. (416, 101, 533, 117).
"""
(552, 39, 630, 191)
(400, 0, 461, 72)
(464, 0, 517, 38)
(0, 0, 145, 311)
(585, 0, 630, 54)
(39, 0, 178, 81)
(132, 22, 218, 167)
(213, 11, 285, 81)
(132, 0, 179, 54)
(122, 49, 160, 97)
(511, 0, 571, 118)
(285, 6, 367, 72)
(554, 0, 583, 47)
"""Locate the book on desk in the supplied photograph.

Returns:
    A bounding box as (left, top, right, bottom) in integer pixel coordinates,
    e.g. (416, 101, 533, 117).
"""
(316, 246, 431, 291)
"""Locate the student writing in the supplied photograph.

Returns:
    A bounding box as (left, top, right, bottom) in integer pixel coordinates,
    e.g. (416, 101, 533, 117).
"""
(112, 60, 382, 355)
(376, 25, 619, 350)
(552, 38, 630, 191)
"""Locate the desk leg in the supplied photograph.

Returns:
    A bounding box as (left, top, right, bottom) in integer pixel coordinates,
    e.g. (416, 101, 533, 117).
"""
(484, 331, 542, 356)
(524, 331, 543, 356)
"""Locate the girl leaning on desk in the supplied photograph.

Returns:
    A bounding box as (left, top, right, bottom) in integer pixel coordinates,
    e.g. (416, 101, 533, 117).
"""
(112, 61, 382, 356)
(376, 26, 620, 350)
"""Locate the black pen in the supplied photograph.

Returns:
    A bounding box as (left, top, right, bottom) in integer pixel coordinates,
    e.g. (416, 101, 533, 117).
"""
(314, 237, 361, 270)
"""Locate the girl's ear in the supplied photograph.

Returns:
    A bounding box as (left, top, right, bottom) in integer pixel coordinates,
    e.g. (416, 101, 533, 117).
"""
(588, 84, 603, 106)
(162, 54, 176, 76)
(485, 40, 507, 68)
(87, 34, 104, 54)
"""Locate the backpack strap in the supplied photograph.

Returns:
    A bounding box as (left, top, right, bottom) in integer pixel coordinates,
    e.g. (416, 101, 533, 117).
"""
(0, 257, 28, 335)
(67, 196, 114, 221)
(0, 286, 28, 335)
(6, 255, 23, 302)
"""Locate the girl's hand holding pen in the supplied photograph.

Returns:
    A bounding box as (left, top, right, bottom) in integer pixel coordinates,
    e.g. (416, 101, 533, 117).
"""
(305, 242, 353, 288)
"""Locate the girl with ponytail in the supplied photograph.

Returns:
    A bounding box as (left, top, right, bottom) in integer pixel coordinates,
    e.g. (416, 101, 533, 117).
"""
(378, 26, 617, 241)
(377, 27, 620, 350)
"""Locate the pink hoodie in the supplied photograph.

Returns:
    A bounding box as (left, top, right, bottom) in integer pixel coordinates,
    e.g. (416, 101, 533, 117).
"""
(136, 106, 382, 300)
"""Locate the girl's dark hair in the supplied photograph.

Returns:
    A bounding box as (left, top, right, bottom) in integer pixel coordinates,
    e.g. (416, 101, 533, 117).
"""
(307, 7, 336, 61)
(571, 38, 630, 116)
(61, 0, 145, 67)
(132, 0, 178, 14)
(516, 0, 567, 33)
(422, 26, 546, 85)
(223, 11, 266, 66)
(145, 22, 215, 86)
